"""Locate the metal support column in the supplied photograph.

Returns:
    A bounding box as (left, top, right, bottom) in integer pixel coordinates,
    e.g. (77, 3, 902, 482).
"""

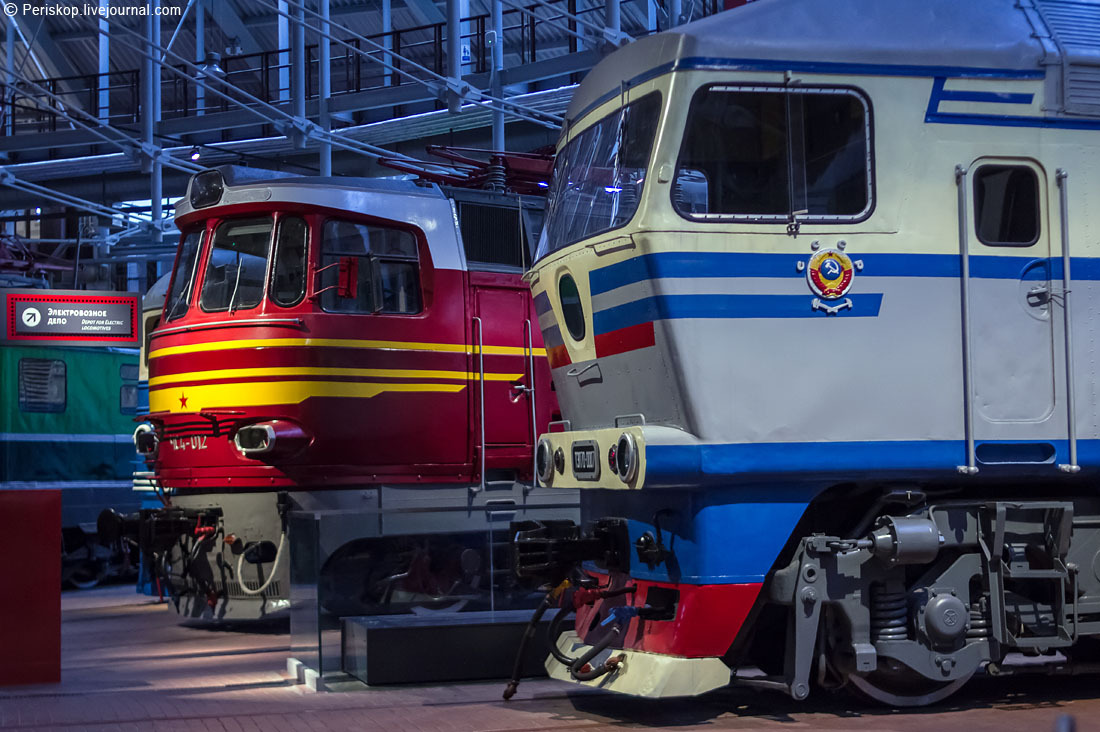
(98, 0, 109, 120)
(382, 0, 392, 87)
(459, 0, 471, 76)
(605, 0, 620, 46)
(490, 0, 503, 150)
(668, 0, 682, 27)
(319, 0, 331, 174)
(144, 7, 163, 259)
(278, 0, 290, 101)
(151, 0, 161, 127)
(291, 0, 306, 148)
(447, 0, 461, 113)
(195, 0, 205, 115)
(4, 18, 13, 139)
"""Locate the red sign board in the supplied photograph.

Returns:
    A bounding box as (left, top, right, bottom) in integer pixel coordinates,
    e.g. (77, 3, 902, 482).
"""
(3, 289, 139, 346)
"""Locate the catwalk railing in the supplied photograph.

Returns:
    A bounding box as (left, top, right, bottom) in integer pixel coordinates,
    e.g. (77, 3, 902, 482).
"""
(0, 0, 721, 139)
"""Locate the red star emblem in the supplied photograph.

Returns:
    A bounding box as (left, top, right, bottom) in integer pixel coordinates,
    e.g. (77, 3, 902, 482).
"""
(179, 393, 188, 408)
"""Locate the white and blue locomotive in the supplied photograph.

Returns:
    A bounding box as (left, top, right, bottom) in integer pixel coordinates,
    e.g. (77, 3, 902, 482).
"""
(512, 0, 1100, 706)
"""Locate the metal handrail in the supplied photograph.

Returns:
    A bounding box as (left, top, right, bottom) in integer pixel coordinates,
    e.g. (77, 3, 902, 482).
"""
(524, 317, 537, 492)
(472, 316, 487, 494)
(955, 164, 979, 475)
(1056, 169, 1081, 473)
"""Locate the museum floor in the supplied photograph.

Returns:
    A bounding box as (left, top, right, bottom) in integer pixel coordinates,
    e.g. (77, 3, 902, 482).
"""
(0, 586, 1091, 731)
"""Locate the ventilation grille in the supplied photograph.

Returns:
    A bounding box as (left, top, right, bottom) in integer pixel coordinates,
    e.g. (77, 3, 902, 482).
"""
(1036, 0, 1100, 115)
(225, 580, 283, 599)
(18, 358, 66, 413)
(458, 202, 526, 269)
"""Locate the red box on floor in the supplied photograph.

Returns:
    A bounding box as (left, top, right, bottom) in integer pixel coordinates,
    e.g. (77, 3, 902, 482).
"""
(0, 490, 61, 685)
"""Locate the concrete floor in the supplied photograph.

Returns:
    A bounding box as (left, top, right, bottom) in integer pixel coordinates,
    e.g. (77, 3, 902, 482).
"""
(0, 586, 1095, 731)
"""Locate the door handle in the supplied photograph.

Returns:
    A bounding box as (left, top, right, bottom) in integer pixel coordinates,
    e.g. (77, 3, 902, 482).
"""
(1027, 284, 1051, 307)
(509, 381, 529, 402)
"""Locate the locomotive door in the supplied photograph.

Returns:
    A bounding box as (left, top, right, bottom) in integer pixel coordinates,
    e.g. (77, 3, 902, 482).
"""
(471, 275, 535, 464)
(966, 158, 1056, 424)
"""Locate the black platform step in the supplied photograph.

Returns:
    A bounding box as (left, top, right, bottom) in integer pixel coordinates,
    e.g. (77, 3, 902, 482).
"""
(341, 610, 569, 685)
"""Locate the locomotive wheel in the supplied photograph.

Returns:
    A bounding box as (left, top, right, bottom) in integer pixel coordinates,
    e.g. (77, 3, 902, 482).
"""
(67, 561, 105, 590)
(845, 665, 973, 707)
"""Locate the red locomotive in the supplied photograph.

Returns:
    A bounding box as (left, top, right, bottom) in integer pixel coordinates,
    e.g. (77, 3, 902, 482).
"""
(106, 166, 576, 620)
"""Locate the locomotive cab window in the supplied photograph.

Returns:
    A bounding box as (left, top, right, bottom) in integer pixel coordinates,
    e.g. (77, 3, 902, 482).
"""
(537, 92, 662, 260)
(270, 216, 308, 306)
(200, 217, 274, 312)
(319, 219, 421, 314)
(673, 85, 872, 222)
(18, 358, 66, 413)
(973, 165, 1040, 246)
(164, 228, 204, 321)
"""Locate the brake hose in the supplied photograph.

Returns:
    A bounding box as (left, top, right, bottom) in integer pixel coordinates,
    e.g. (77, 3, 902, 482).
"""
(569, 624, 625, 681)
(547, 604, 577, 665)
(236, 532, 286, 596)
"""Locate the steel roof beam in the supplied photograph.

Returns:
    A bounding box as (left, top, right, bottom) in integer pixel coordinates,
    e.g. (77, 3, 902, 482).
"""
(0, 47, 593, 154)
(0, 168, 151, 226)
(206, 1, 264, 55)
(14, 16, 82, 82)
(403, 0, 446, 26)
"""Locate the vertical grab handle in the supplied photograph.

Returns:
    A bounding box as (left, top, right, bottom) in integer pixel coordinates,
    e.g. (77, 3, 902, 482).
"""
(523, 318, 537, 492)
(956, 165, 979, 475)
(1056, 170, 1081, 473)
(471, 316, 487, 494)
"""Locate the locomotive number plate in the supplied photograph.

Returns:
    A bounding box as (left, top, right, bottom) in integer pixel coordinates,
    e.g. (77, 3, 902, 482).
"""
(571, 440, 601, 481)
(169, 436, 208, 451)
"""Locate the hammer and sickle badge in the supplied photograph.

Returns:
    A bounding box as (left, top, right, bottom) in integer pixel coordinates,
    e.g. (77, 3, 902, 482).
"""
(806, 249, 855, 300)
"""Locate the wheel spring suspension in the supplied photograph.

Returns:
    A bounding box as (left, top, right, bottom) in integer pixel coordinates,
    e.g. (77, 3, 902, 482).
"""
(967, 601, 990, 640)
(870, 583, 909, 642)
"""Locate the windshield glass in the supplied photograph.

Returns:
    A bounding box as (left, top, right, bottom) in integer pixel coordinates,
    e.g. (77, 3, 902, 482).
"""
(200, 217, 274, 312)
(536, 92, 661, 261)
(673, 86, 871, 222)
(163, 228, 204, 322)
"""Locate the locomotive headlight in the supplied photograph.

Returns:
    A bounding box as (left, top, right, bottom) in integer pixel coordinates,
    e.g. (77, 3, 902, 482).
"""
(536, 438, 554, 485)
(235, 423, 275, 454)
(615, 432, 638, 483)
(189, 169, 224, 208)
(133, 423, 159, 456)
(233, 420, 311, 458)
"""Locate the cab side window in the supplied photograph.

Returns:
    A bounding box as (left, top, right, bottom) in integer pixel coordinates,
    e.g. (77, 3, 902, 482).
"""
(320, 220, 421, 314)
(973, 165, 1040, 246)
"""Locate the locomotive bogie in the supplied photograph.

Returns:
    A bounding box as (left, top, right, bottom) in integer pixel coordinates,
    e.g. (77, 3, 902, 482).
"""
(166, 492, 289, 621)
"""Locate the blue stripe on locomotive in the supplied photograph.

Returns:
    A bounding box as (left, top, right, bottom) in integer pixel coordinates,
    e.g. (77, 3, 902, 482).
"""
(584, 484, 820, 584)
(644, 440, 1100, 487)
(589, 251, 1099, 297)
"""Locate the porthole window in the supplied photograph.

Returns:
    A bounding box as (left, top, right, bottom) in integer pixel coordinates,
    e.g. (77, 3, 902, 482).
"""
(558, 274, 585, 342)
(973, 165, 1040, 246)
